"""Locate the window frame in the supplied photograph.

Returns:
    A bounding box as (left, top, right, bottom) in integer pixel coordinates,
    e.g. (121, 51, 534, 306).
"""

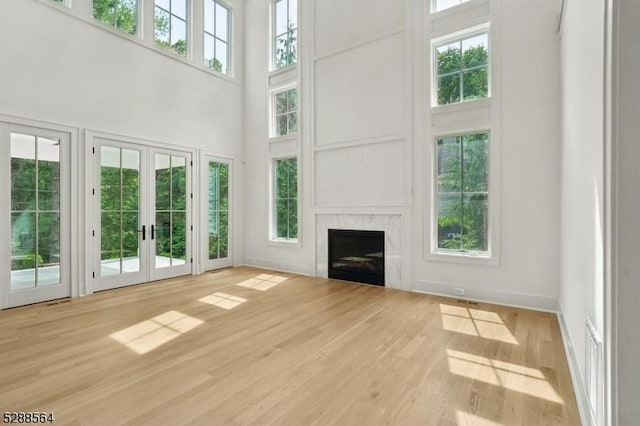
(432, 25, 491, 107)
(154, 0, 190, 57)
(270, 156, 299, 244)
(271, 0, 298, 70)
(203, 0, 232, 75)
(270, 85, 298, 139)
(429, 129, 495, 263)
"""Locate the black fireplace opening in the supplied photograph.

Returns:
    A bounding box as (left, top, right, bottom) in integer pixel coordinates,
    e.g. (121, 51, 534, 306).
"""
(328, 229, 385, 286)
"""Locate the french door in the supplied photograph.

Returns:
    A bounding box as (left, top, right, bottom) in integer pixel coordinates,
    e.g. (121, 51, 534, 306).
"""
(201, 155, 232, 270)
(0, 123, 71, 308)
(93, 138, 192, 292)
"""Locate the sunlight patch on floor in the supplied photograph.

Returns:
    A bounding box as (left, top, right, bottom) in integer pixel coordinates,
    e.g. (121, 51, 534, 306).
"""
(110, 311, 203, 355)
(439, 304, 518, 344)
(237, 274, 288, 291)
(456, 411, 503, 426)
(199, 292, 247, 310)
(447, 349, 564, 404)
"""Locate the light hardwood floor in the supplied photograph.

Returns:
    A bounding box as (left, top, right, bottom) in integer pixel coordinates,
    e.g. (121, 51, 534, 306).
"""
(0, 267, 580, 425)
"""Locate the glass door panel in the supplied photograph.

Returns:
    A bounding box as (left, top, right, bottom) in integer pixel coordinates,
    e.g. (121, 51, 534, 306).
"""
(99, 146, 141, 277)
(202, 157, 231, 270)
(154, 154, 187, 269)
(10, 133, 61, 290)
(3, 123, 70, 309)
(208, 161, 229, 260)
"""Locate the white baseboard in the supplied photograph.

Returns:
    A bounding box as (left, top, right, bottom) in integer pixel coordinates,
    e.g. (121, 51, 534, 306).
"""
(242, 258, 313, 277)
(557, 303, 592, 426)
(412, 278, 559, 312)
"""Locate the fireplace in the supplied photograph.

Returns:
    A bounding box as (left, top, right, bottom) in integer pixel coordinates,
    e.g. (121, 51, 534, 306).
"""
(328, 229, 385, 286)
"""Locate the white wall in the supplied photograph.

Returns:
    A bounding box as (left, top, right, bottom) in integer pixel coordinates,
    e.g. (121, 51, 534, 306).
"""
(243, 0, 564, 306)
(242, 0, 316, 274)
(0, 0, 243, 154)
(612, 0, 640, 422)
(559, 0, 605, 423)
(412, 0, 562, 311)
(0, 0, 246, 293)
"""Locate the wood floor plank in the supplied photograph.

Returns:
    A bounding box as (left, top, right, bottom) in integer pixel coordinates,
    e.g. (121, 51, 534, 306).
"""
(0, 267, 580, 425)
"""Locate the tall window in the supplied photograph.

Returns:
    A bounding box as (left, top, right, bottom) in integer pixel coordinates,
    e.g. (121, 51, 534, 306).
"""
(204, 0, 230, 74)
(273, 88, 298, 137)
(436, 132, 489, 253)
(435, 31, 489, 105)
(93, 0, 138, 35)
(273, 0, 297, 69)
(433, 0, 470, 13)
(273, 157, 298, 241)
(208, 161, 229, 259)
(155, 0, 188, 56)
(11, 134, 61, 288)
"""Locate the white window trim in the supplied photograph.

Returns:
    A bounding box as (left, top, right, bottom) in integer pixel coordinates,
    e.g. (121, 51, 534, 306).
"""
(431, 22, 491, 107)
(268, 154, 300, 247)
(269, 84, 298, 139)
(203, 0, 232, 75)
(426, 127, 499, 267)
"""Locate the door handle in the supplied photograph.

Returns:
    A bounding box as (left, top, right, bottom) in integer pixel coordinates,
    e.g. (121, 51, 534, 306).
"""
(137, 225, 146, 241)
(151, 224, 155, 240)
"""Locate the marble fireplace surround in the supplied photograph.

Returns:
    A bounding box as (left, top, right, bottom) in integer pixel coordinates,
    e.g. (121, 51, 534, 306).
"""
(316, 214, 402, 289)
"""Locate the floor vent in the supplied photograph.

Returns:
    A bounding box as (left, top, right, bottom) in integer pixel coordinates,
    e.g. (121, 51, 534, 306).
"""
(585, 319, 601, 421)
(455, 299, 479, 305)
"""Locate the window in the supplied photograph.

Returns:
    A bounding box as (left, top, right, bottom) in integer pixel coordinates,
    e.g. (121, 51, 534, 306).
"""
(273, 88, 298, 137)
(433, 0, 470, 13)
(208, 161, 229, 259)
(435, 31, 489, 105)
(204, 0, 230, 74)
(273, 157, 298, 241)
(435, 132, 489, 254)
(273, 0, 297, 69)
(155, 0, 188, 56)
(11, 133, 61, 288)
(93, 0, 138, 35)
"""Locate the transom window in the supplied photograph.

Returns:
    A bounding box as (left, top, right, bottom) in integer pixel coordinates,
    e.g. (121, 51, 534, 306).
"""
(273, 88, 298, 137)
(204, 0, 230, 74)
(273, 157, 298, 241)
(433, 0, 470, 13)
(155, 0, 188, 56)
(273, 0, 297, 69)
(435, 31, 489, 106)
(93, 0, 138, 35)
(436, 132, 489, 254)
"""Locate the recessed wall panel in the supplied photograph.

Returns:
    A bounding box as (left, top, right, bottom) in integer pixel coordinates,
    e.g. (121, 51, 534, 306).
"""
(314, 0, 404, 56)
(314, 141, 405, 207)
(315, 34, 406, 146)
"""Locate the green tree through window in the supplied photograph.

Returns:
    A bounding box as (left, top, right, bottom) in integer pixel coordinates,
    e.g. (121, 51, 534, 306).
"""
(274, 158, 297, 240)
(93, 0, 138, 35)
(436, 132, 489, 252)
(436, 32, 489, 105)
(273, 0, 297, 68)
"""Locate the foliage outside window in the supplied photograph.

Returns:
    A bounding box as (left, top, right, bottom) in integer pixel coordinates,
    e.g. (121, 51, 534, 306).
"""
(274, 88, 298, 137)
(154, 155, 187, 266)
(11, 134, 61, 288)
(273, 157, 298, 241)
(436, 132, 489, 253)
(93, 0, 138, 35)
(204, 0, 230, 74)
(433, 0, 470, 13)
(435, 31, 489, 105)
(155, 0, 188, 56)
(208, 161, 229, 260)
(273, 0, 297, 69)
